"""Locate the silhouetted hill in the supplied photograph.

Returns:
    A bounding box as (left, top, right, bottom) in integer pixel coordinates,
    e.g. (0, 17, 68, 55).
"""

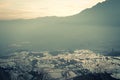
(68, 0, 120, 26)
(0, 0, 120, 26)
(0, 0, 120, 55)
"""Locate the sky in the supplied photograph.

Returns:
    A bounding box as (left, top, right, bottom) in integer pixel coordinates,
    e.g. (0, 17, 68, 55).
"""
(0, 0, 105, 20)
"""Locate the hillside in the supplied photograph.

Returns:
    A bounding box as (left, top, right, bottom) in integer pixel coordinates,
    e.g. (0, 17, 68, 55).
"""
(0, 0, 120, 26)
(68, 0, 120, 26)
(0, 50, 120, 80)
(0, 0, 120, 55)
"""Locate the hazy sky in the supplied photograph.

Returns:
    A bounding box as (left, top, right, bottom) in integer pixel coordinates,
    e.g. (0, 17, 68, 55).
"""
(0, 0, 105, 20)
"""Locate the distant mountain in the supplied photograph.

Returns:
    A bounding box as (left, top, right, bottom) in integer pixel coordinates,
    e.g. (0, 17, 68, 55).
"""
(0, 0, 120, 26)
(67, 0, 120, 26)
(0, 0, 120, 54)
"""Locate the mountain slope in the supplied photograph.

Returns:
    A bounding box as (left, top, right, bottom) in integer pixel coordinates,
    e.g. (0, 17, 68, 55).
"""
(67, 0, 120, 26)
(0, 0, 120, 26)
(0, 0, 120, 55)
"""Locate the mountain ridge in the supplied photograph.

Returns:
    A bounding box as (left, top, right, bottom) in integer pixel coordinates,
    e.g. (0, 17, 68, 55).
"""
(0, 0, 120, 26)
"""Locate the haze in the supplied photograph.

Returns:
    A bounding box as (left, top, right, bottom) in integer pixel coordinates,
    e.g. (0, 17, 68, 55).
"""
(0, 0, 105, 19)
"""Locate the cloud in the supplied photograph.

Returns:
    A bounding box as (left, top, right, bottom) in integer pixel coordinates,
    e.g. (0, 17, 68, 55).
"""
(0, 2, 11, 9)
(9, 44, 22, 47)
(9, 41, 31, 48)
(0, 0, 105, 20)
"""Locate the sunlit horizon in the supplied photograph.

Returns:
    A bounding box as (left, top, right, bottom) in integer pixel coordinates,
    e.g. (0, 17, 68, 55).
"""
(0, 0, 105, 20)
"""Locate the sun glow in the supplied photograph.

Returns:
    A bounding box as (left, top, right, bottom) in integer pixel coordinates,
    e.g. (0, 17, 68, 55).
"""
(0, 0, 105, 20)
